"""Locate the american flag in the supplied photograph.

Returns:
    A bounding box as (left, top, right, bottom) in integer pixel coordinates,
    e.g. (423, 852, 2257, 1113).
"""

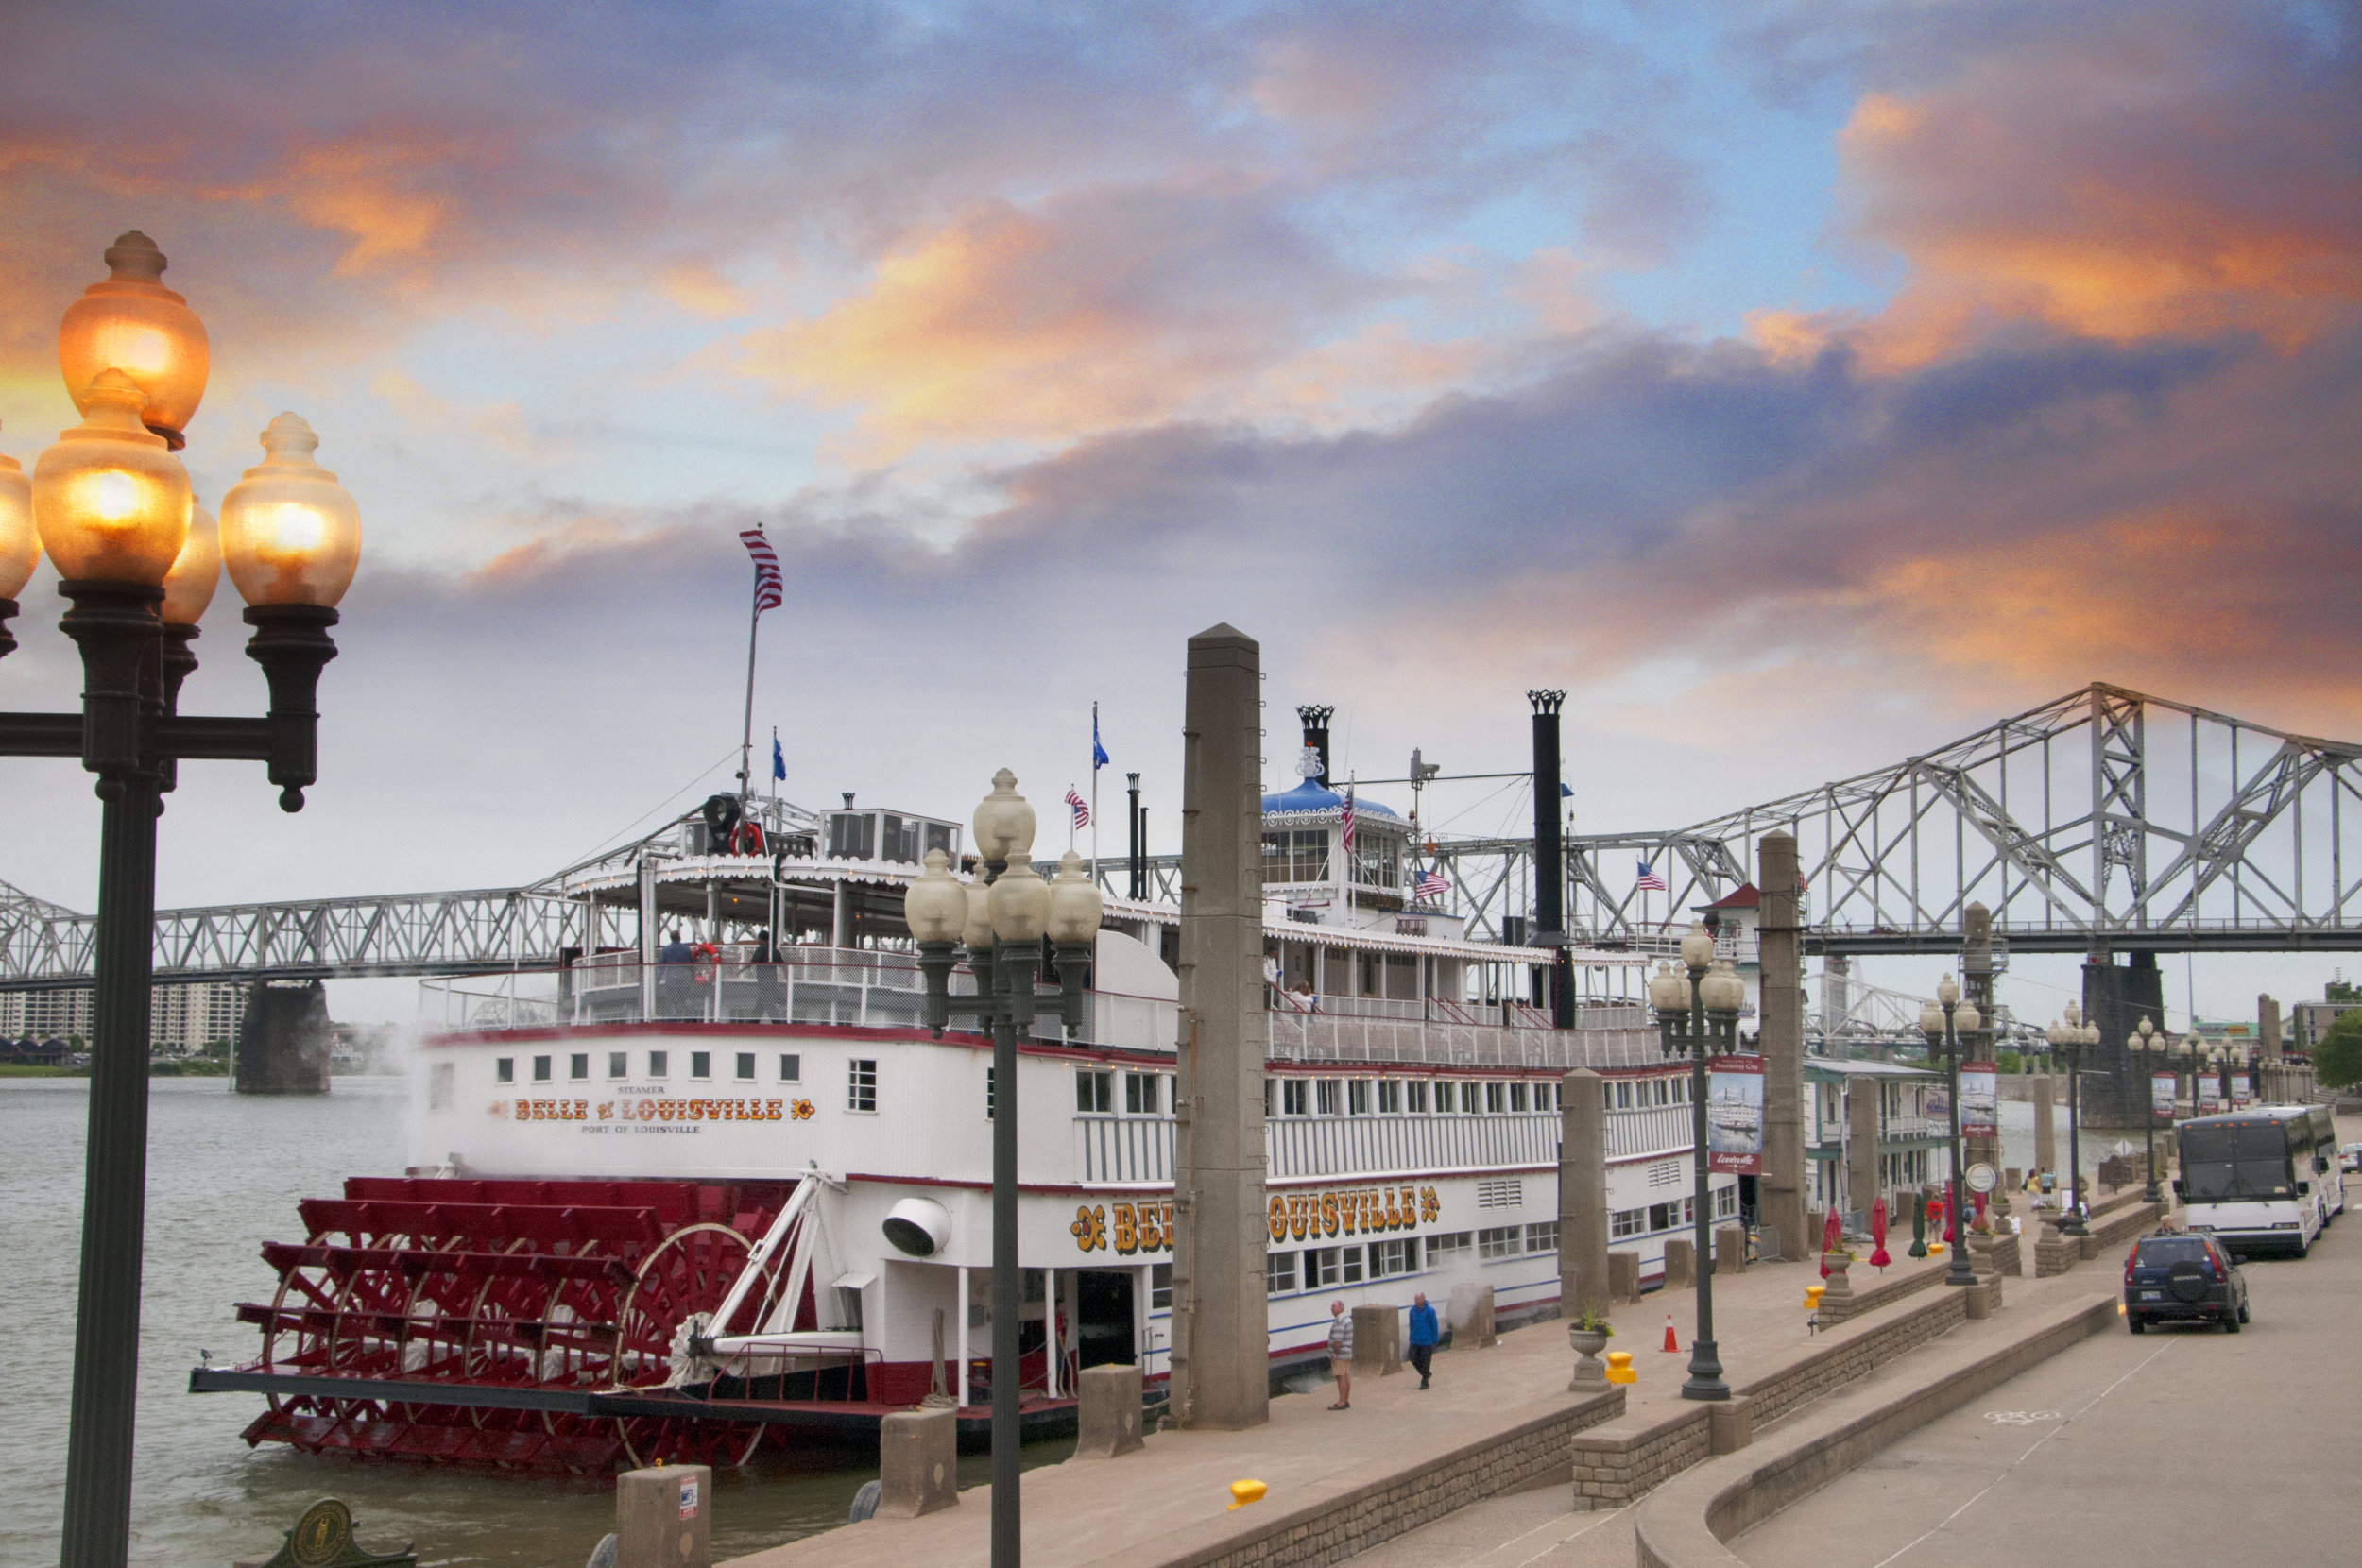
(1340, 783, 1356, 853)
(1635, 860, 1668, 892)
(1414, 869, 1451, 902)
(740, 527, 783, 613)
(1065, 787, 1089, 828)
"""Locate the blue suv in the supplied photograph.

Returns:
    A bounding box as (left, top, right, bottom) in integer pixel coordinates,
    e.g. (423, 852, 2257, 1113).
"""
(2125, 1230, 2249, 1333)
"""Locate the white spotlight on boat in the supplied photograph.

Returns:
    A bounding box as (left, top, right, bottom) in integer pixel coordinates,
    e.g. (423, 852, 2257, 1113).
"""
(881, 1197, 953, 1258)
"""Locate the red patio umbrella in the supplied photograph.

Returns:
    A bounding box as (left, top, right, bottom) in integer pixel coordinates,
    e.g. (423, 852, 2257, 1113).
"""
(1818, 1206, 1843, 1276)
(1942, 1190, 1956, 1244)
(1869, 1198, 1891, 1270)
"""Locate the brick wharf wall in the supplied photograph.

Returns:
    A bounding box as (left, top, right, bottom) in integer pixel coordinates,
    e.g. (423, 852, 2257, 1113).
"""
(2036, 1200, 2162, 1277)
(1817, 1259, 1940, 1326)
(1170, 1387, 1626, 1568)
(1570, 1284, 1972, 1507)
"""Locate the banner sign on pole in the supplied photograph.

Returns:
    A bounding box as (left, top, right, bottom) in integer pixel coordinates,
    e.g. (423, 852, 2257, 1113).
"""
(1705, 1055, 1765, 1174)
(2151, 1070, 2178, 1122)
(1925, 1083, 1950, 1137)
(1960, 1063, 1999, 1137)
(2230, 1072, 2252, 1106)
(2197, 1078, 2223, 1113)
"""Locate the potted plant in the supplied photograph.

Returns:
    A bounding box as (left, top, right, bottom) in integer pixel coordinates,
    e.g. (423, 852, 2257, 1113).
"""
(1821, 1247, 1857, 1286)
(1567, 1306, 1614, 1387)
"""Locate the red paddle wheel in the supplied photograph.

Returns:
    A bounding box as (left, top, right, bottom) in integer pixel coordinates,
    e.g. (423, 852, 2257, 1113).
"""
(230, 1177, 790, 1472)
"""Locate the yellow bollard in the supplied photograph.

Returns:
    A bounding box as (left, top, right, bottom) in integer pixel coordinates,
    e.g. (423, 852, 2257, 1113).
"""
(1928, 1241, 1945, 1255)
(1803, 1283, 1825, 1310)
(1227, 1479, 1268, 1511)
(1604, 1350, 1636, 1386)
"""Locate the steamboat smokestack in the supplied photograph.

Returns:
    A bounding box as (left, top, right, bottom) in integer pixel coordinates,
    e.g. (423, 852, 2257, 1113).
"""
(1295, 706, 1333, 789)
(1530, 690, 1571, 1028)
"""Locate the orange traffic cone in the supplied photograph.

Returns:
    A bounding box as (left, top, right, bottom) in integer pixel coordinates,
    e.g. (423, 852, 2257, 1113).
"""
(1662, 1313, 1679, 1352)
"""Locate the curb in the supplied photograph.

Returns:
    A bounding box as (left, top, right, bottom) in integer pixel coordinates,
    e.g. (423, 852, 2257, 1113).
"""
(1632, 1293, 2116, 1568)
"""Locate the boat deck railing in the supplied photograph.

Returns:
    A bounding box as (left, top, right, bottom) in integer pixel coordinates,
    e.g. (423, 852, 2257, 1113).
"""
(1074, 1099, 1696, 1184)
(419, 953, 1665, 1069)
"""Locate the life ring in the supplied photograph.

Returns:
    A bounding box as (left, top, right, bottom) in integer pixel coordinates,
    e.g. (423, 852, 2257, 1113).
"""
(693, 942, 720, 984)
(731, 820, 766, 856)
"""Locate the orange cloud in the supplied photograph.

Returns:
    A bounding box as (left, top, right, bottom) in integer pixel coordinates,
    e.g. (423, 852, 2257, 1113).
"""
(1826, 9, 2362, 366)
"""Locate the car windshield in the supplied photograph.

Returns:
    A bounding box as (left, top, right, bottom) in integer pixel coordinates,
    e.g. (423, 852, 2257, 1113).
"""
(2135, 1237, 2212, 1267)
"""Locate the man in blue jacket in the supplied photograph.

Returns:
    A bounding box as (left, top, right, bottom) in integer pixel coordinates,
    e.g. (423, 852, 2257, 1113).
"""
(1407, 1292, 1439, 1389)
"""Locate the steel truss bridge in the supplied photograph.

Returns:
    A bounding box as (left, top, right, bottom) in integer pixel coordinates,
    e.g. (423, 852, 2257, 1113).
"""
(6, 684, 2358, 997)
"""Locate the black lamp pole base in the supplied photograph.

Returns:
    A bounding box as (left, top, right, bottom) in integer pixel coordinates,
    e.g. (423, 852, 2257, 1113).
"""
(1681, 1342, 1729, 1402)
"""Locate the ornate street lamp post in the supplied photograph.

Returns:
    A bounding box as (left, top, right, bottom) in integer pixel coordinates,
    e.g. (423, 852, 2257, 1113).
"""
(1646, 923, 1743, 1402)
(906, 773, 1103, 1568)
(2124, 1016, 2178, 1205)
(0, 232, 359, 1568)
(2044, 1006, 2100, 1236)
(1918, 977, 1982, 1288)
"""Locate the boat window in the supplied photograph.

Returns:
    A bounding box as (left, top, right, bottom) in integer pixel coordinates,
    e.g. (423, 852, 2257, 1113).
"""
(570, 1053, 589, 1082)
(532, 1055, 552, 1082)
(608, 1052, 627, 1079)
(1315, 1079, 1343, 1116)
(1616, 1081, 1633, 1108)
(735, 1052, 756, 1082)
(691, 1051, 711, 1080)
(1510, 1082, 1530, 1112)
(1261, 829, 1328, 883)
(1535, 1082, 1556, 1113)
(495, 1058, 514, 1083)
(1460, 1082, 1481, 1114)
(1339, 1245, 1364, 1285)
(827, 812, 875, 861)
(778, 1053, 801, 1082)
(1264, 1253, 1295, 1296)
(1153, 1262, 1173, 1309)
(847, 1058, 878, 1112)
(1655, 1079, 1672, 1106)
(1611, 1208, 1643, 1239)
(1407, 1081, 1429, 1114)
(1427, 1231, 1473, 1263)
(1348, 1080, 1371, 1116)
(1378, 1080, 1402, 1114)
(1485, 1082, 1506, 1114)
(1478, 1226, 1519, 1260)
(647, 1050, 669, 1078)
(1371, 1238, 1418, 1277)
(1305, 1248, 1340, 1288)
(1281, 1079, 1309, 1116)
(1525, 1221, 1560, 1254)
(925, 822, 956, 861)
(1076, 1068, 1114, 1115)
(1125, 1073, 1161, 1115)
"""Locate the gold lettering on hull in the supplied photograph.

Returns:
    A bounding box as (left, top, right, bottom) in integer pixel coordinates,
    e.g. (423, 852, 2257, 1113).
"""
(1069, 1185, 1443, 1254)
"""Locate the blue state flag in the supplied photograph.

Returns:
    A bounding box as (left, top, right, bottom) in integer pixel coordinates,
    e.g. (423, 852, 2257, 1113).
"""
(772, 734, 787, 782)
(1092, 706, 1110, 770)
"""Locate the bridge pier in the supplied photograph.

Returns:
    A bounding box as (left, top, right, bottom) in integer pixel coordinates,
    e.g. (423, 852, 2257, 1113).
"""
(2079, 952, 2165, 1130)
(232, 980, 333, 1096)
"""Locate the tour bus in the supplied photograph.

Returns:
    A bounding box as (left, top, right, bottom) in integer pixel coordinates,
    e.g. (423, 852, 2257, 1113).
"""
(2176, 1105, 2345, 1257)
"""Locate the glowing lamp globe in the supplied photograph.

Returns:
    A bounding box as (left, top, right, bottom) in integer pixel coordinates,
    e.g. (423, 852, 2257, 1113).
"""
(1700, 959, 1745, 1014)
(972, 770, 1036, 863)
(31, 369, 191, 587)
(903, 848, 967, 944)
(1048, 850, 1104, 945)
(988, 860, 1052, 945)
(1678, 921, 1715, 969)
(59, 231, 210, 446)
(1919, 1000, 1945, 1036)
(0, 434, 34, 601)
(160, 501, 221, 626)
(1648, 961, 1687, 1014)
(218, 414, 360, 607)
(961, 879, 996, 952)
(1953, 1001, 1981, 1034)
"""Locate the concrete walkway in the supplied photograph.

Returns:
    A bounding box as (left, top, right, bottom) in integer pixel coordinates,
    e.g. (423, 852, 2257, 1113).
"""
(719, 1244, 1983, 1568)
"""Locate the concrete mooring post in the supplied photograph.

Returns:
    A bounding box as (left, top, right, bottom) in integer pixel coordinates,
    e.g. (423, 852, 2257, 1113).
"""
(2033, 1074, 2057, 1178)
(1170, 623, 1270, 1432)
(1846, 1077, 1880, 1224)
(1560, 1067, 1610, 1321)
(1757, 832, 1806, 1258)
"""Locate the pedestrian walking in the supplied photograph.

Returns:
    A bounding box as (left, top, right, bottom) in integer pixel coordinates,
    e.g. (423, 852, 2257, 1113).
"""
(1406, 1291, 1438, 1389)
(1326, 1300, 1353, 1409)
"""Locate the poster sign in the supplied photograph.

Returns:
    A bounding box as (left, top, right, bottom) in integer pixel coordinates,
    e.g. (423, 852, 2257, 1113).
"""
(2151, 1070, 2178, 1122)
(2198, 1078, 2223, 1113)
(1925, 1084, 1950, 1136)
(1960, 1063, 1999, 1137)
(2231, 1072, 2252, 1106)
(679, 1475, 700, 1519)
(1705, 1055, 1765, 1173)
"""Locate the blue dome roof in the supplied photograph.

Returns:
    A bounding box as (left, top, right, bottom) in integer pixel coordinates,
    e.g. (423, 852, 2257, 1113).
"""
(1259, 779, 1401, 819)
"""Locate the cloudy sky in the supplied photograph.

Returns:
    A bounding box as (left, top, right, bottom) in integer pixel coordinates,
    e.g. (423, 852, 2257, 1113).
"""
(2, 1, 2356, 1023)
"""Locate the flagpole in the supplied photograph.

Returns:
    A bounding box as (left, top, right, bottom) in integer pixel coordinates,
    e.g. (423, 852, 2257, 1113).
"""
(1090, 702, 1100, 894)
(738, 576, 761, 811)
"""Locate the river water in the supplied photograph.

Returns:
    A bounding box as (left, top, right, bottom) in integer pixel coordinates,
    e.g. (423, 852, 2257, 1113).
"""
(0, 1078, 1066, 1568)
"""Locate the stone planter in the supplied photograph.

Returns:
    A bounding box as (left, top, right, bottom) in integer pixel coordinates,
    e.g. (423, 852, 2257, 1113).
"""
(1568, 1326, 1610, 1389)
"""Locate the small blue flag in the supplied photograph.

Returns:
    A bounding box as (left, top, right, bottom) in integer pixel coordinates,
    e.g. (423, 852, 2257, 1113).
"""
(1559, 782, 1573, 798)
(772, 734, 786, 782)
(1092, 705, 1110, 770)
